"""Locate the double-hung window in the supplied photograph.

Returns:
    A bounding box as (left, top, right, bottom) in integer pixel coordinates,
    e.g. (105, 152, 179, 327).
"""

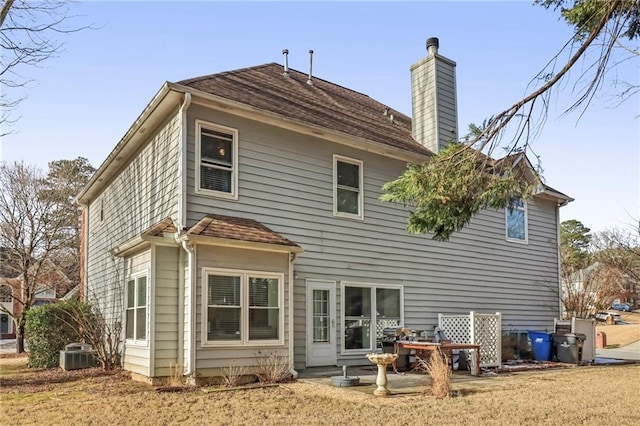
(342, 283, 402, 352)
(196, 120, 238, 199)
(126, 273, 148, 343)
(333, 155, 364, 220)
(203, 269, 283, 346)
(505, 198, 528, 243)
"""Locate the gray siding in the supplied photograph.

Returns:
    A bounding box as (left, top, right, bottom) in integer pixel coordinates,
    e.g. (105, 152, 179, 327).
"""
(153, 246, 179, 377)
(85, 111, 181, 367)
(185, 105, 561, 369)
(122, 250, 151, 376)
(194, 245, 290, 377)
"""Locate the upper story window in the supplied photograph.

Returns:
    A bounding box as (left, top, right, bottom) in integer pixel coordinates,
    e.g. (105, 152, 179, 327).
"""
(126, 272, 148, 343)
(506, 198, 528, 243)
(0, 285, 12, 303)
(196, 120, 238, 200)
(333, 155, 364, 220)
(203, 268, 283, 346)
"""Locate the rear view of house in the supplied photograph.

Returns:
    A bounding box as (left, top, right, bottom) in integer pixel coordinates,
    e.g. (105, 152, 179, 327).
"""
(77, 38, 571, 383)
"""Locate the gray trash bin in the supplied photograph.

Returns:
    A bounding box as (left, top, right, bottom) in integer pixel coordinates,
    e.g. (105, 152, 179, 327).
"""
(552, 333, 586, 364)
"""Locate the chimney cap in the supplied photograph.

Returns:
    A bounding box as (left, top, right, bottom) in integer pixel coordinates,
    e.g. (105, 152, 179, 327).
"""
(426, 37, 439, 56)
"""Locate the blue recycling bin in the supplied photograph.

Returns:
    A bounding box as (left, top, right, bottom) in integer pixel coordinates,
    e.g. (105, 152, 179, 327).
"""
(528, 331, 553, 361)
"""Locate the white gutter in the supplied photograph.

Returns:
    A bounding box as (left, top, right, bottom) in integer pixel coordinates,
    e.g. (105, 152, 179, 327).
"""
(180, 240, 196, 379)
(288, 252, 299, 379)
(178, 93, 192, 230)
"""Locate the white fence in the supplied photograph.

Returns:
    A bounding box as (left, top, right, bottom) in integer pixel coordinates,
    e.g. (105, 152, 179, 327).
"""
(438, 311, 502, 368)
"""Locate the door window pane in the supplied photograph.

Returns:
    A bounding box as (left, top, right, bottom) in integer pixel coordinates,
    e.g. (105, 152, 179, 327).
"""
(313, 289, 329, 343)
(376, 288, 400, 317)
(344, 319, 371, 350)
(345, 286, 370, 317)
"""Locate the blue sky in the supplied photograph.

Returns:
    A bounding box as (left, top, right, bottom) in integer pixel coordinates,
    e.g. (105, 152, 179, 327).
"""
(1, 1, 638, 234)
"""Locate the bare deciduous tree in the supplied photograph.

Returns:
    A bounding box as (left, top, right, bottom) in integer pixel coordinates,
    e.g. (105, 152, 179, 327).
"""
(593, 225, 640, 304)
(0, 161, 72, 352)
(1, 0, 89, 131)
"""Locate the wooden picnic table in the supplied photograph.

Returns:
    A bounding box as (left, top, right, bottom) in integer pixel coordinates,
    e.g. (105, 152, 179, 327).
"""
(393, 341, 481, 376)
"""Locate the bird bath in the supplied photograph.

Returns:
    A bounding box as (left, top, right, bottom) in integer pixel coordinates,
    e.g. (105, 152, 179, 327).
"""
(366, 353, 398, 396)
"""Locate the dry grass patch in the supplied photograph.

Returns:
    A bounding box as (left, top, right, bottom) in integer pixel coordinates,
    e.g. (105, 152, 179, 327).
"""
(417, 348, 452, 398)
(1, 357, 639, 426)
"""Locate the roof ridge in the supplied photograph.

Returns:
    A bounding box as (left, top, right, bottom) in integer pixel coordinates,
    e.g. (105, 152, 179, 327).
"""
(179, 62, 381, 105)
(177, 63, 280, 85)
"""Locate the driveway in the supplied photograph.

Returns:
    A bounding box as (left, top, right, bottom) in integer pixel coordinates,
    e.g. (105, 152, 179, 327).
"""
(0, 339, 17, 355)
(596, 340, 640, 361)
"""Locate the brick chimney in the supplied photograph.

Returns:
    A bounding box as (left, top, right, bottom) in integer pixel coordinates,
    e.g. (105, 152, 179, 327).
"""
(410, 37, 458, 153)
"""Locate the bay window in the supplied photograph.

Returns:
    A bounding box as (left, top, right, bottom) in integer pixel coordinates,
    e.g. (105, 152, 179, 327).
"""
(203, 268, 283, 346)
(126, 273, 148, 343)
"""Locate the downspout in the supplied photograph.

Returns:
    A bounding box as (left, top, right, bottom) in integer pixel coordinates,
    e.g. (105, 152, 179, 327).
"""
(177, 92, 192, 230)
(177, 92, 191, 378)
(77, 201, 89, 302)
(177, 243, 185, 371)
(288, 252, 298, 378)
(556, 203, 563, 319)
(181, 240, 196, 380)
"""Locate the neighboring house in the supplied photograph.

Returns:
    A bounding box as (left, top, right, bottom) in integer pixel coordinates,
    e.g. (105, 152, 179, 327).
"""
(563, 262, 639, 312)
(0, 258, 72, 338)
(77, 38, 571, 383)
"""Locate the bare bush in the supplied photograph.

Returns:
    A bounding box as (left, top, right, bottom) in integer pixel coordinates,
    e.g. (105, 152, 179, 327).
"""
(220, 363, 249, 388)
(166, 363, 185, 387)
(60, 300, 121, 371)
(417, 349, 452, 398)
(254, 351, 291, 384)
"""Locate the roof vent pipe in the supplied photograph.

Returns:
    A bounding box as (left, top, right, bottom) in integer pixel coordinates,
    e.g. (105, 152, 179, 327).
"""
(307, 50, 314, 85)
(282, 49, 290, 78)
(426, 37, 439, 56)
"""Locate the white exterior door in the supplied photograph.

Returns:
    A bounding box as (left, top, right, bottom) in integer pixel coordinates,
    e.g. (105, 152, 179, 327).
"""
(306, 280, 337, 367)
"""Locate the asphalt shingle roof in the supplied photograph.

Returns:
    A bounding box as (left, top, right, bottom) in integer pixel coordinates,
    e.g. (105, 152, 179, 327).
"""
(186, 214, 300, 249)
(176, 63, 432, 157)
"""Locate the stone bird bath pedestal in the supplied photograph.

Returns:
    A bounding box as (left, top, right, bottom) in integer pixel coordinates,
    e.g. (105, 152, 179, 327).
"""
(366, 353, 398, 397)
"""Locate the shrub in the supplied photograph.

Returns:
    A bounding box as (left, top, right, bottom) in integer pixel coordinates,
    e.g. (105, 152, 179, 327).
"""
(25, 301, 92, 368)
(417, 348, 452, 398)
(254, 350, 291, 384)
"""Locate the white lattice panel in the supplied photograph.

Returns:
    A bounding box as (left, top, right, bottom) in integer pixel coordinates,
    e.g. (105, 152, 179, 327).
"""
(375, 319, 401, 340)
(438, 315, 470, 343)
(439, 312, 502, 368)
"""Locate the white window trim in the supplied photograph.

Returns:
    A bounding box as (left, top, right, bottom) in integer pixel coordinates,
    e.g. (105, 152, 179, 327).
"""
(34, 286, 56, 299)
(201, 267, 285, 348)
(195, 119, 239, 200)
(333, 154, 364, 221)
(340, 281, 404, 355)
(125, 270, 149, 347)
(505, 199, 528, 244)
